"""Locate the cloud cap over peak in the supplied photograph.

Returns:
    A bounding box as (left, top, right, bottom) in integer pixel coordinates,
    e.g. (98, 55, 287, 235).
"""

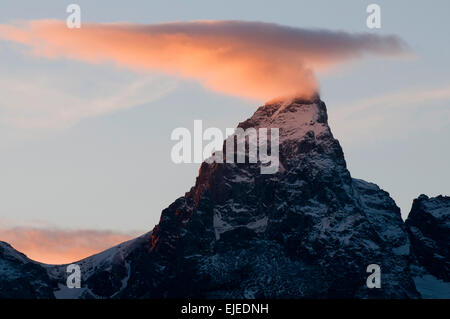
(0, 19, 410, 102)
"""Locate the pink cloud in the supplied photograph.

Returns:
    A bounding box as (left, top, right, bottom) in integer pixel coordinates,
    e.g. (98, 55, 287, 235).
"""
(0, 227, 138, 264)
(0, 20, 409, 102)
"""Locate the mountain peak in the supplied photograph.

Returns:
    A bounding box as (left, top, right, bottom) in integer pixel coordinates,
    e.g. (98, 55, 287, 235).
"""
(3, 96, 448, 299)
(238, 96, 329, 144)
(264, 93, 322, 106)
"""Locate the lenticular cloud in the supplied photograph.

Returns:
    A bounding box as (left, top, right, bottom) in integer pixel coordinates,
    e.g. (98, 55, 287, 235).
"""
(0, 20, 409, 101)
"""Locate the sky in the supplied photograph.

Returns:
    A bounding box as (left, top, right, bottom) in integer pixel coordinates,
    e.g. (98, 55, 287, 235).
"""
(0, 0, 449, 263)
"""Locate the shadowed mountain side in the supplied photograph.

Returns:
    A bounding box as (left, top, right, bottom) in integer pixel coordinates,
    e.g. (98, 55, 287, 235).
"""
(1, 98, 448, 298)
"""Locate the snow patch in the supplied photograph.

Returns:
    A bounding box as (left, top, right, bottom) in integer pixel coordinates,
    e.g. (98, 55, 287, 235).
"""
(414, 274, 450, 299)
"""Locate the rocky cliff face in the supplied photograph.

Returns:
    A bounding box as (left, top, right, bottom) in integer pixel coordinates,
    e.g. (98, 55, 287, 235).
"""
(0, 98, 448, 299)
(116, 97, 419, 298)
(406, 195, 449, 282)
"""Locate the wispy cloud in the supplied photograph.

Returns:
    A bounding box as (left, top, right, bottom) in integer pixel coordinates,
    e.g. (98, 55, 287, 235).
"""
(334, 85, 450, 116)
(330, 85, 450, 144)
(0, 20, 410, 102)
(0, 226, 140, 264)
(0, 73, 176, 129)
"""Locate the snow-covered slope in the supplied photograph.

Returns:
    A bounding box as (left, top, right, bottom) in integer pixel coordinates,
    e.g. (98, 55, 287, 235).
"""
(0, 232, 152, 299)
(0, 241, 54, 298)
(46, 231, 152, 299)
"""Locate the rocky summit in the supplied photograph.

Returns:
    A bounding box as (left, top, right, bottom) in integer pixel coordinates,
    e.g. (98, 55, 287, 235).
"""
(0, 97, 448, 298)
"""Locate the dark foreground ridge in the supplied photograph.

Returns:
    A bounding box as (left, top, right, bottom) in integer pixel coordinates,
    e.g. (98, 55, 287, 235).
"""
(0, 98, 448, 298)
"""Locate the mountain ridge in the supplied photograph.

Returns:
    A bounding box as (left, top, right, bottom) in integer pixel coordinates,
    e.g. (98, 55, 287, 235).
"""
(0, 98, 448, 298)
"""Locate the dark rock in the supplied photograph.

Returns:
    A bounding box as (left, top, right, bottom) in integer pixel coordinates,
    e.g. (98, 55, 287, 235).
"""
(406, 195, 450, 281)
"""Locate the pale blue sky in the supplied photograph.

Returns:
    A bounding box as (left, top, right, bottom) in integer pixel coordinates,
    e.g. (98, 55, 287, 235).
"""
(0, 0, 449, 233)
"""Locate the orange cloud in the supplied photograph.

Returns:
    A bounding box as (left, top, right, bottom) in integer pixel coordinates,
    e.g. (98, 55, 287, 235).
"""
(0, 227, 138, 264)
(0, 20, 409, 102)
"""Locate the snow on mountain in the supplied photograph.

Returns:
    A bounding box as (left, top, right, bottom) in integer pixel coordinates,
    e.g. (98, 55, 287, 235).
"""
(115, 97, 419, 298)
(0, 241, 54, 298)
(0, 97, 448, 299)
(47, 231, 152, 299)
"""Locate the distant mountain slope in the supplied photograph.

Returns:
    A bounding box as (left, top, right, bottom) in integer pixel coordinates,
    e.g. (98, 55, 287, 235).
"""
(0, 241, 54, 298)
(44, 231, 152, 299)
